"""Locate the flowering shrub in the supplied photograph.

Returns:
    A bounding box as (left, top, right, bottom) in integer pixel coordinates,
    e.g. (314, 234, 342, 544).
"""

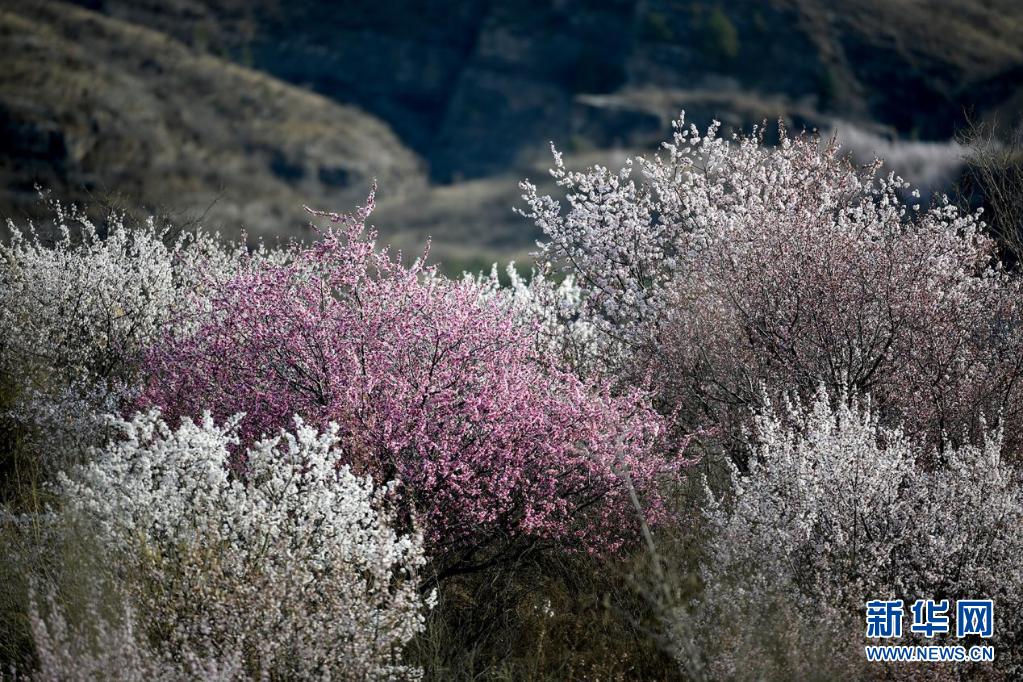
(0, 201, 294, 468)
(54, 410, 429, 679)
(2, 204, 179, 391)
(471, 263, 602, 376)
(521, 115, 1023, 448)
(139, 193, 678, 567)
(685, 388, 1023, 679)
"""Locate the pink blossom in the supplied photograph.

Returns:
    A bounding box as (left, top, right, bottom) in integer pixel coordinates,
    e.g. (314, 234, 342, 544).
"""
(139, 191, 681, 568)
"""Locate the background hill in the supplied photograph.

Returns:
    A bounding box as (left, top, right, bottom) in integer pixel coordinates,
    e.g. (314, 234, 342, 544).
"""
(0, 1, 424, 242)
(3, 0, 1023, 269)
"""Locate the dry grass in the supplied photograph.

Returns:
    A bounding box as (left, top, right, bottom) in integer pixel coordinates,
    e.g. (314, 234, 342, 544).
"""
(411, 551, 683, 681)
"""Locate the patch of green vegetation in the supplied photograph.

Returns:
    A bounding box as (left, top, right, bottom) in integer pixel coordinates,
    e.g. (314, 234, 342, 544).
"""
(641, 11, 674, 43)
(817, 64, 842, 109)
(701, 7, 740, 64)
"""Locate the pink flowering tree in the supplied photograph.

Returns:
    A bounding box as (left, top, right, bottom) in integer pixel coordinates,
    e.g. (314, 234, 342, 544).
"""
(139, 191, 681, 575)
(521, 115, 1023, 451)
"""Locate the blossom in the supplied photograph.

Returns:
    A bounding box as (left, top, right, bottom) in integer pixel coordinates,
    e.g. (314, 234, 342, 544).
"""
(687, 388, 1023, 679)
(0, 198, 293, 466)
(54, 410, 429, 679)
(138, 192, 681, 567)
(521, 114, 1023, 449)
(470, 263, 603, 376)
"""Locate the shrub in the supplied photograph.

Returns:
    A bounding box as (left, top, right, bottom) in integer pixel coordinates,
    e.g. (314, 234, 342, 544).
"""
(683, 388, 1023, 679)
(52, 410, 429, 679)
(520, 114, 1023, 451)
(27, 586, 238, 681)
(138, 193, 681, 572)
(3, 202, 189, 392)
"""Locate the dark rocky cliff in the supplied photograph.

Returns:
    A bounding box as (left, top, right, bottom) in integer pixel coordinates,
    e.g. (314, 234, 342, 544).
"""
(69, 0, 1023, 180)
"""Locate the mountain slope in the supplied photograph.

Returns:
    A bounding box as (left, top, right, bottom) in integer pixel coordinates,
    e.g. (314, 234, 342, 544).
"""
(67, 0, 1023, 181)
(0, 0, 425, 240)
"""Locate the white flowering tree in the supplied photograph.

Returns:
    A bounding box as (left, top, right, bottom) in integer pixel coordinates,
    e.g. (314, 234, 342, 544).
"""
(520, 115, 1023, 450)
(470, 263, 603, 376)
(682, 388, 1023, 680)
(0, 200, 291, 468)
(45, 411, 431, 680)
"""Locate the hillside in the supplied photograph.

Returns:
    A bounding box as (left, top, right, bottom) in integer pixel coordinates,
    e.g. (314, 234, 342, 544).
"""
(2, 0, 1022, 268)
(0, 0, 425, 241)
(68, 0, 1023, 180)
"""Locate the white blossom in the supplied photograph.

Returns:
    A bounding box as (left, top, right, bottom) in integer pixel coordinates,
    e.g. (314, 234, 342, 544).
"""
(50, 410, 431, 680)
(685, 388, 1023, 679)
(0, 200, 294, 467)
(520, 112, 1023, 450)
(468, 262, 604, 374)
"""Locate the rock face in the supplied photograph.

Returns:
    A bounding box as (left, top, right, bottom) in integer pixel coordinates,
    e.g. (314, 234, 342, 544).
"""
(66, 0, 1023, 181)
